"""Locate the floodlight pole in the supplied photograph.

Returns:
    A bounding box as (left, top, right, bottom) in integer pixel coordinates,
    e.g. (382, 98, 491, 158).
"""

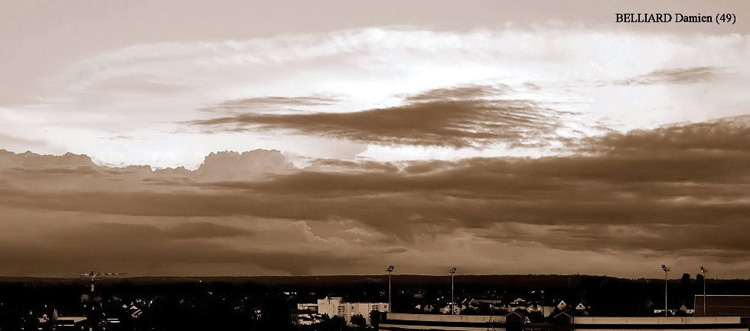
(449, 267, 457, 315)
(662, 264, 670, 317)
(700, 266, 708, 316)
(387, 265, 395, 312)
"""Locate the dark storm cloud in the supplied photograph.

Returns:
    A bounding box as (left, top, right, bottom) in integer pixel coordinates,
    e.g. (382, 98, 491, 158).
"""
(192, 85, 570, 148)
(0, 221, 362, 276)
(480, 222, 750, 259)
(305, 158, 400, 173)
(0, 222, 246, 274)
(583, 115, 750, 153)
(160, 222, 256, 239)
(616, 66, 722, 86)
(2, 117, 750, 275)
(403, 84, 512, 103)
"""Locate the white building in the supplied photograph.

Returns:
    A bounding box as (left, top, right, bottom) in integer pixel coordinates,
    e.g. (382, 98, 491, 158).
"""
(296, 296, 389, 326)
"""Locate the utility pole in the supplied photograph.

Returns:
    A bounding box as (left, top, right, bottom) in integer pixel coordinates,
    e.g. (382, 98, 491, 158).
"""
(386, 265, 395, 313)
(661, 264, 670, 317)
(449, 267, 457, 315)
(700, 266, 708, 316)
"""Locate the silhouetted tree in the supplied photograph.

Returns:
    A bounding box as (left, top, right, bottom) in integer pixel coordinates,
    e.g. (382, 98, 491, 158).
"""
(350, 314, 366, 328)
(369, 310, 384, 329)
(319, 315, 346, 331)
(681, 273, 691, 285)
(680, 273, 693, 307)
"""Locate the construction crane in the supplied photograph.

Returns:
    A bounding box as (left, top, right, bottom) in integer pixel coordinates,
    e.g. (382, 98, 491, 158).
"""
(80, 271, 123, 293)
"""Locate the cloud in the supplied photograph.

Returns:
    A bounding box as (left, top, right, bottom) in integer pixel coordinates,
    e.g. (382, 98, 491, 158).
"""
(192, 85, 572, 148)
(2, 28, 748, 167)
(582, 115, 750, 153)
(0, 149, 96, 168)
(1, 117, 750, 276)
(0, 217, 370, 276)
(479, 222, 750, 259)
(195, 150, 297, 179)
(0, 148, 403, 276)
(1, 15, 749, 279)
(200, 95, 340, 115)
(616, 66, 724, 86)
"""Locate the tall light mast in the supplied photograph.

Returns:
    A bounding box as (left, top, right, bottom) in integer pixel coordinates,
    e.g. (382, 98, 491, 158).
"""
(661, 264, 670, 317)
(386, 265, 395, 312)
(700, 266, 709, 316)
(449, 267, 457, 315)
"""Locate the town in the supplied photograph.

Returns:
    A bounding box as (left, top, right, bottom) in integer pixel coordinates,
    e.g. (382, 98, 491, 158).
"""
(1, 271, 749, 331)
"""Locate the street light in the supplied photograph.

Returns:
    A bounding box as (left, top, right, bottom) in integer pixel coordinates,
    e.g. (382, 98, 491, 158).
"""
(661, 264, 670, 317)
(386, 265, 395, 312)
(700, 266, 709, 316)
(449, 267, 457, 315)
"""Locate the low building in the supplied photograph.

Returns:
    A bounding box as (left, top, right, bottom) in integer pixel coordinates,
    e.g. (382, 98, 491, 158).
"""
(296, 296, 389, 326)
(695, 295, 750, 317)
(381, 313, 506, 331)
(53, 316, 88, 331)
(380, 313, 746, 331)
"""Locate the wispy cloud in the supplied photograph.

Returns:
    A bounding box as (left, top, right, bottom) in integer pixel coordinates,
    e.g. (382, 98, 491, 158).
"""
(615, 66, 725, 86)
(199, 95, 340, 115)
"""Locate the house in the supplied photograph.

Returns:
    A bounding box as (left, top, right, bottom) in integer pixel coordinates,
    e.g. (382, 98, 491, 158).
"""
(527, 303, 556, 317)
(574, 303, 588, 316)
(511, 298, 528, 307)
(439, 303, 462, 315)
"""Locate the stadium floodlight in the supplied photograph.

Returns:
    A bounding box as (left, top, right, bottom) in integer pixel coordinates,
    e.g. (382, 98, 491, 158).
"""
(700, 266, 709, 316)
(386, 265, 395, 312)
(449, 267, 457, 315)
(661, 264, 670, 317)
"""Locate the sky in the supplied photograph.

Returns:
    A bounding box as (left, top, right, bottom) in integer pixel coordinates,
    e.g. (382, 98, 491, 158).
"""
(1, 0, 749, 278)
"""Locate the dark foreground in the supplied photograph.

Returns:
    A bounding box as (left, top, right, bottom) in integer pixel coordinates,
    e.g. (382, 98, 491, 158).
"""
(1, 274, 749, 331)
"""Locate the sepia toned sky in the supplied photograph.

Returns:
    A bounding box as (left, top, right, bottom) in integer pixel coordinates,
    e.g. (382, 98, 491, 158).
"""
(1, 0, 749, 278)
